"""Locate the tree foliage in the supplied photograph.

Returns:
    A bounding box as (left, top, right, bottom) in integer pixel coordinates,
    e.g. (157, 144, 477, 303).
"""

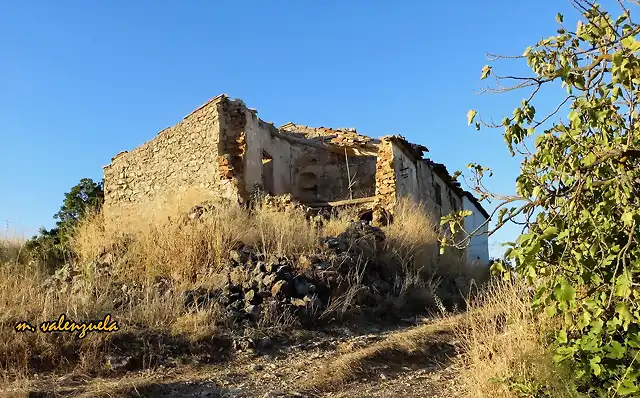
(447, 1, 640, 395)
(53, 177, 104, 240)
(24, 178, 104, 269)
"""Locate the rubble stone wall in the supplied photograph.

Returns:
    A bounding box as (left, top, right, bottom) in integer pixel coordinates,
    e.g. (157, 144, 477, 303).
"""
(103, 96, 240, 219)
(218, 98, 249, 202)
(103, 94, 466, 234)
(374, 138, 397, 210)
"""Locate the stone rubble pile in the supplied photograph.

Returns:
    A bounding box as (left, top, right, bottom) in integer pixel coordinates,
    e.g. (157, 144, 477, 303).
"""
(43, 197, 410, 327)
(183, 220, 394, 326)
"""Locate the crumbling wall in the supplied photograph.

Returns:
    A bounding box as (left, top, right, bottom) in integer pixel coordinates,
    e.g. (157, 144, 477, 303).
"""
(103, 96, 232, 219)
(243, 121, 377, 203)
(104, 94, 471, 245)
(243, 112, 295, 195)
(373, 137, 464, 226)
(217, 98, 249, 202)
(373, 138, 397, 224)
(290, 148, 376, 203)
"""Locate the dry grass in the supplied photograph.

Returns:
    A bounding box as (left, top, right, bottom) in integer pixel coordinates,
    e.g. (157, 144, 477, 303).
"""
(0, 258, 231, 382)
(0, 194, 478, 385)
(303, 279, 578, 397)
(72, 205, 251, 284)
(72, 197, 342, 286)
(458, 278, 579, 398)
(383, 199, 440, 273)
(0, 196, 580, 397)
(0, 225, 25, 264)
(253, 201, 321, 257)
(320, 206, 360, 238)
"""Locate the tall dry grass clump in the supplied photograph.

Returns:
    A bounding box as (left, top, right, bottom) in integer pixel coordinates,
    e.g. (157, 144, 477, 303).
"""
(73, 205, 252, 284)
(320, 206, 359, 238)
(459, 278, 580, 398)
(383, 198, 440, 273)
(0, 254, 227, 380)
(252, 201, 320, 257)
(0, 225, 25, 264)
(381, 198, 488, 313)
(72, 197, 329, 286)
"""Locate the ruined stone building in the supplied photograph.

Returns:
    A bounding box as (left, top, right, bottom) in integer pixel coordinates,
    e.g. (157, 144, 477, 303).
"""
(103, 94, 490, 265)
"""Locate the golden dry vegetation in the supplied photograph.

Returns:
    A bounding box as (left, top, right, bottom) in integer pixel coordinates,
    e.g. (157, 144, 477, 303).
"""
(0, 198, 574, 397)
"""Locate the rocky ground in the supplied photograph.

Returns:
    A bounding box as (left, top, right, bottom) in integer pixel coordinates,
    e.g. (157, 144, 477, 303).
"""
(10, 317, 465, 398)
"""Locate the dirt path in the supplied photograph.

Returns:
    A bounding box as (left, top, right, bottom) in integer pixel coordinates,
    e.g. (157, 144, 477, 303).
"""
(5, 318, 466, 398)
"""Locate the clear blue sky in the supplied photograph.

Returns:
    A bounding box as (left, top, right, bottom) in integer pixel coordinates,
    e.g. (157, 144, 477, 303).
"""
(0, 1, 596, 256)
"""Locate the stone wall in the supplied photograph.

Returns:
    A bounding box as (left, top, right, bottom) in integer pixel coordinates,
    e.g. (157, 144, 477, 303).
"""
(103, 95, 245, 219)
(218, 98, 250, 202)
(374, 138, 397, 209)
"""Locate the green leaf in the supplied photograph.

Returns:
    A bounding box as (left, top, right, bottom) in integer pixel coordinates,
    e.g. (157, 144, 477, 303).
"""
(554, 281, 576, 303)
(617, 379, 640, 396)
(553, 346, 576, 363)
(467, 109, 478, 126)
(615, 273, 632, 298)
(577, 310, 591, 330)
(583, 153, 597, 166)
(541, 226, 559, 239)
(557, 329, 568, 344)
(590, 318, 604, 335)
(605, 341, 625, 359)
(556, 13, 563, 23)
(613, 51, 624, 67)
(621, 211, 635, 225)
(622, 36, 640, 51)
(480, 65, 492, 80)
(616, 302, 634, 324)
(460, 210, 473, 217)
(490, 261, 506, 275)
(590, 356, 602, 376)
(532, 186, 541, 198)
